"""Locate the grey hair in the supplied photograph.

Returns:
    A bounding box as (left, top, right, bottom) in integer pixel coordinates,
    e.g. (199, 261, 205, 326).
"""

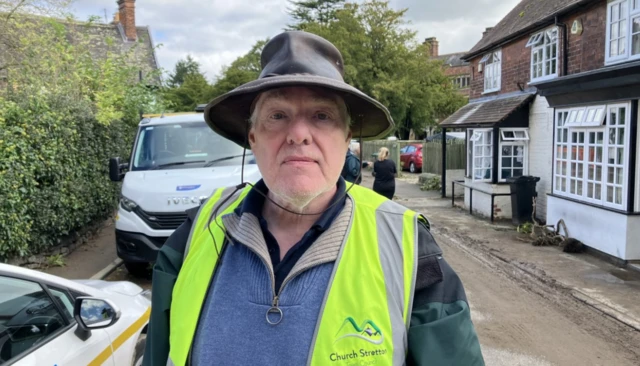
(248, 89, 352, 131)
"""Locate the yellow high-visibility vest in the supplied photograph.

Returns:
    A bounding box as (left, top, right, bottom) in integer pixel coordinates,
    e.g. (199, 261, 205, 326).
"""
(168, 184, 421, 365)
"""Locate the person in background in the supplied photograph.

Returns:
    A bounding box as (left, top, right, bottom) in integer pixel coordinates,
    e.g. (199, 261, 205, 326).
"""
(372, 146, 397, 200)
(341, 144, 362, 184)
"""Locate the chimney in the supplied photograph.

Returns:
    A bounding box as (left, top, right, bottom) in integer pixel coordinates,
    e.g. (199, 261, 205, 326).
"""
(117, 0, 137, 42)
(482, 27, 494, 39)
(425, 37, 439, 58)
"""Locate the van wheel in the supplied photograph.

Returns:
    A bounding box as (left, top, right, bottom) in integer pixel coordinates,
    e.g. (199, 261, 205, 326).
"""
(132, 334, 147, 366)
(124, 261, 152, 279)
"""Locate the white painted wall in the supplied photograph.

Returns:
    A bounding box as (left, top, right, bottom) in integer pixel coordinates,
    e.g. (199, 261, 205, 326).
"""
(528, 96, 554, 222)
(636, 106, 640, 212)
(463, 178, 512, 219)
(547, 195, 640, 260)
(446, 169, 465, 196)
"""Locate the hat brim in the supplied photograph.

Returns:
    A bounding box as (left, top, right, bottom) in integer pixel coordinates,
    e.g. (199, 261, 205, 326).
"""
(203, 75, 395, 149)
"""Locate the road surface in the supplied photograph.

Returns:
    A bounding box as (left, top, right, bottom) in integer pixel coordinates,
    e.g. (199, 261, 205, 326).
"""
(105, 172, 640, 365)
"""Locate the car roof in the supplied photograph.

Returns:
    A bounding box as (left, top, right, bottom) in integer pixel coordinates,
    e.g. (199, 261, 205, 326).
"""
(139, 112, 205, 127)
(0, 263, 100, 295)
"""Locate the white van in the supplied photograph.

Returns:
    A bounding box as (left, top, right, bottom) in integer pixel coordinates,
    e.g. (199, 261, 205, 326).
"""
(108, 108, 262, 276)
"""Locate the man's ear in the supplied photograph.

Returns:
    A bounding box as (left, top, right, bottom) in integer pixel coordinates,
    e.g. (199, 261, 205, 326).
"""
(346, 130, 352, 142)
(248, 127, 257, 147)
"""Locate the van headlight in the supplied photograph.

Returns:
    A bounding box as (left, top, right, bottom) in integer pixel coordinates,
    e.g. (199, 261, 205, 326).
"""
(120, 196, 139, 212)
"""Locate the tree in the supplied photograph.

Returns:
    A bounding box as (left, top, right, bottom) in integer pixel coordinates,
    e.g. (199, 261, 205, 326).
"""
(162, 55, 214, 112)
(301, 0, 465, 139)
(167, 55, 202, 88)
(163, 72, 214, 112)
(207, 38, 268, 101)
(286, 0, 345, 30)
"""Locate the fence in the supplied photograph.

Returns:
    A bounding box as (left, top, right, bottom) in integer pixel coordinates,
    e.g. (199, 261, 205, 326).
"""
(422, 141, 466, 175)
(361, 140, 424, 172)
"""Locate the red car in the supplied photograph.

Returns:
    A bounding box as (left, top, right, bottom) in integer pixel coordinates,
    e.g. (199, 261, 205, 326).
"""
(400, 144, 423, 173)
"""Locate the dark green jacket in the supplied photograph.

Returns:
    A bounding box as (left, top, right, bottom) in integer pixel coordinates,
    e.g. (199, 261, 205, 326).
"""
(143, 206, 484, 366)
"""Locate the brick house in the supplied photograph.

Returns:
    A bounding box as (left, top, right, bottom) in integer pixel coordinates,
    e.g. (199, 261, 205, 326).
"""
(424, 37, 471, 138)
(425, 37, 472, 98)
(440, 0, 640, 261)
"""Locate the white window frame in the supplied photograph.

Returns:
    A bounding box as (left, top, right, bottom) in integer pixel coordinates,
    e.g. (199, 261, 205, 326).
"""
(498, 128, 530, 182)
(605, 0, 640, 65)
(468, 128, 494, 182)
(481, 50, 501, 93)
(501, 129, 530, 141)
(561, 105, 607, 128)
(526, 27, 559, 82)
(553, 102, 631, 210)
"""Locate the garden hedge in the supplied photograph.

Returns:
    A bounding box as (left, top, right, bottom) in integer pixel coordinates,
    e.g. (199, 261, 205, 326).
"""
(0, 96, 136, 260)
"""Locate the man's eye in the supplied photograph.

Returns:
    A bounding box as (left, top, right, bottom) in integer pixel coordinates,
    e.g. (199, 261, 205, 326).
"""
(270, 113, 285, 119)
(316, 113, 330, 120)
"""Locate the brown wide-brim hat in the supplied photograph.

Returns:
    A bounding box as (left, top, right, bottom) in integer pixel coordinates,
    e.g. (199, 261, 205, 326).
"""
(203, 30, 394, 149)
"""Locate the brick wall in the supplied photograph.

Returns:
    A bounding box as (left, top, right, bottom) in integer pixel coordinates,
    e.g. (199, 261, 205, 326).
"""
(468, 36, 531, 100)
(447, 64, 471, 98)
(564, 1, 606, 75)
(444, 65, 471, 77)
(467, 1, 607, 100)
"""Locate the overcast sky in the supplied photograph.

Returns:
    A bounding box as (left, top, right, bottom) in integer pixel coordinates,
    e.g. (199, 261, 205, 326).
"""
(69, 0, 520, 82)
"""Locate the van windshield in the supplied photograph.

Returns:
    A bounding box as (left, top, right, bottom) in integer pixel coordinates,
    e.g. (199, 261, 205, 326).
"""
(131, 121, 250, 171)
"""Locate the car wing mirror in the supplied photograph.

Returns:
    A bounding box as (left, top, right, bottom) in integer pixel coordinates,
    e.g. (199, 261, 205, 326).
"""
(73, 297, 121, 341)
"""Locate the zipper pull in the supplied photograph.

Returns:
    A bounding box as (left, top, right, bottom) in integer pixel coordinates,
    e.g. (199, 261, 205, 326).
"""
(266, 295, 283, 325)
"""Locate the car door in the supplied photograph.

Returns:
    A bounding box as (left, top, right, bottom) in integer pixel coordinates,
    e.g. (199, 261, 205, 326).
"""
(0, 275, 115, 366)
(402, 146, 415, 168)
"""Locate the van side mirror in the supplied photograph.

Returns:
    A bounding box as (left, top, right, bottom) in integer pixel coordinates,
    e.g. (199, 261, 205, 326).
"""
(109, 157, 129, 182)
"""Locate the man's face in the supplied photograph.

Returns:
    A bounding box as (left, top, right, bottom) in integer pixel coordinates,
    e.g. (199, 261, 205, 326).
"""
(248, 86, 351, 208)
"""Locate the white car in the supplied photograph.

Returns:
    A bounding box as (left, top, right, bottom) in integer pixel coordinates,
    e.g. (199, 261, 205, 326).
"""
(0, 263, 150, 366)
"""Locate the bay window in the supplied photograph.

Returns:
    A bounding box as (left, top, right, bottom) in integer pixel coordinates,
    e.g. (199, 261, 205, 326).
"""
(606, 0, 640, 64)
(554, 103, 631, 209)
(526, 27, 559, 82)
(467, 128, 530, 182)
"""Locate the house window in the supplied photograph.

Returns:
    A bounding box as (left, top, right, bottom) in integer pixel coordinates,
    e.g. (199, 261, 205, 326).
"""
(480, 50, 501, 93)
(453, 75, 470, 89)
(526, 27, 558, 81)
(606, 0, 640, 64)
(499, 129, 529, 180)
(554, 103, 630, 209)
(468, 129, 493, 181)
(467, 128, 530, 182)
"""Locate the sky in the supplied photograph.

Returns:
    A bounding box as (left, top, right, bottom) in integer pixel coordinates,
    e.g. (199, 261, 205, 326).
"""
(69, 0, 521, 82)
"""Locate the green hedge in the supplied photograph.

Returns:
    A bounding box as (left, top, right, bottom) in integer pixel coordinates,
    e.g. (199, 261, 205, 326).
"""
(0, 97, 136, 260)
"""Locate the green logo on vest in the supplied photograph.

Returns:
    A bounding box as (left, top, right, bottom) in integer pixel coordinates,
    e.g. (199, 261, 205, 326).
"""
(334, 317, 383, 345)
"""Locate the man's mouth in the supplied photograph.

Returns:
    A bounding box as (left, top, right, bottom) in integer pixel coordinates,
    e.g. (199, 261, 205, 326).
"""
(283, 156, 316, 164)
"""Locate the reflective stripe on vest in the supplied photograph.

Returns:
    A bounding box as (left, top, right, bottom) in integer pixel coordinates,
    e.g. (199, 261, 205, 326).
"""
(168, 184, 419, 366)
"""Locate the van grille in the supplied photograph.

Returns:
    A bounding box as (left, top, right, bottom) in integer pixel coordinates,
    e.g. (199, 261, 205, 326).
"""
(134, 208, 188, 230)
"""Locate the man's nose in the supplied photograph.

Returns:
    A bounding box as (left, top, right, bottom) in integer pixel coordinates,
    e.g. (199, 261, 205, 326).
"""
(286, 116, 313, 145)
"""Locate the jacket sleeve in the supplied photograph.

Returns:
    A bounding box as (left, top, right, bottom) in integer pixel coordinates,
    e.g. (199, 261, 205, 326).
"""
(347, 155, 360, 177)
(407, 220, 485, 366)
(142, 209, 196, 366)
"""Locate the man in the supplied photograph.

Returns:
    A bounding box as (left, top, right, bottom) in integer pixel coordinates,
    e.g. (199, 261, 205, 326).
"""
(341, 145, 362, 184)
(143, 31, 484, 366)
